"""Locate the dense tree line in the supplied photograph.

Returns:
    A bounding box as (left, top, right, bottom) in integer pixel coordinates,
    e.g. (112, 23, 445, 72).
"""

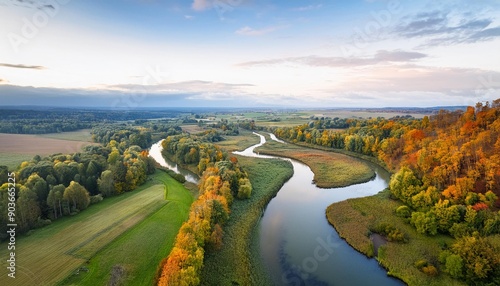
(161, 134, 227, 174)
(92, 123, 184, 148)
(157, 135, 252, 285)
(306, 116, 351, 129)
(0, 109, 184, 134)
(0, 136, 156, 239)
(207, 119, 240, 136)
(0, 119, 93, 134)
(274, 99, 500, 284)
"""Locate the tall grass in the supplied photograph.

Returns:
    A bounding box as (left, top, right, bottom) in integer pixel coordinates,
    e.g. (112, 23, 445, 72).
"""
(256, 139, 374, 188)
(200, 156, 293, 285)
(326, 189, 464, 286)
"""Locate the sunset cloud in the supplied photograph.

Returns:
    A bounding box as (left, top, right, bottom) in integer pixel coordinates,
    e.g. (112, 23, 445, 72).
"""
(0, 63, 45, 70)
(191, 0, 212, 11)
(236, 50, 427, 67)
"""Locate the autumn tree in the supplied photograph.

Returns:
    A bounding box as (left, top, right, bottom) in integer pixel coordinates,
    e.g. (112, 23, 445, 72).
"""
(63, 181, 90, 212)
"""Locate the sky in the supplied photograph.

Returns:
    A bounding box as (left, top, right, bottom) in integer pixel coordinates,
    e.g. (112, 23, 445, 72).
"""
(0, 0, 500, 108)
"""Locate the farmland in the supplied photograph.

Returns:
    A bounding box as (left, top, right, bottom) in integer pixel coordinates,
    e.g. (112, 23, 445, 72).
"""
(0, 170, 193, 286)
(0, 131, 96, 169)
(59, 170, 193, 285)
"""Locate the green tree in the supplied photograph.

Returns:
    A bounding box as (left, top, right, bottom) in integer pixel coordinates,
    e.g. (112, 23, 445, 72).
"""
(63, 181, 90, 212)
(47, 184, 65, 219)
(451, 235, 500, 284)
(445, 254, 464, 279)
(389, 166, 422, 206)
(410, 211, 438, 235)
(237, 178, 252, 199)
(97, 170, 115, 197)
(25, 173, 48, 203)
(17, 185, 41, 232)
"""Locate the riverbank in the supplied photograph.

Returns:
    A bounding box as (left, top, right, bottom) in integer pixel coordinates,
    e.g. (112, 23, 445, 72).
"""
(326, 189, 463, 286)
(200, 156, 293, 285)
(255, 136, 375, 188)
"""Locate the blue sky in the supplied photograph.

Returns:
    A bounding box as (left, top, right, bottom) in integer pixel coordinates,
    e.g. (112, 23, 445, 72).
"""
(1, 0, 500, 108)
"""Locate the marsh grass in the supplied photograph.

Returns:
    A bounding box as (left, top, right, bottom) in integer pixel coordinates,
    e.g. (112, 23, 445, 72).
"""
(215, 130, 261, 152)
(256, 139, 375, 188)
(326, 189, 464, 286)
(200, 156, 293, 285)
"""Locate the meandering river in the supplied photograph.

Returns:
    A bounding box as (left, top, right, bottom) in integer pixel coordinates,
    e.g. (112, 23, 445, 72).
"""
(236, 133, 404, 286)
(149, 140, 199, 184)
(150, 135, 404, 285)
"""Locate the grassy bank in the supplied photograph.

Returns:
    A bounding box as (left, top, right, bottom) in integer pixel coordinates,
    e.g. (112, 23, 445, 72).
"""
(280, 139, 391, 172)
(200, 156, 293, 285)
(59, 171, 193, 285)
(0, 170, 192, 286)
(326, 189, 464, 286)
(255, 138, 374, 188)
(215, 130, 261, 152)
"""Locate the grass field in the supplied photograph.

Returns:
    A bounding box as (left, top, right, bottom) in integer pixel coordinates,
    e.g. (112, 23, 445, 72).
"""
(38, 129, 94, 142)
(0, 153, 34, 170)
(0, 131, 97, 170)
(180, 124, 205, 134)
(0, 170, 192, 286)
(214, 110, 431, 129)
(326, 189, 464, 286)
(59, 171, 193, 285)
(214, 130, 261, 152)
(200, 156, 294, 285)
(255, 137, 375, 188)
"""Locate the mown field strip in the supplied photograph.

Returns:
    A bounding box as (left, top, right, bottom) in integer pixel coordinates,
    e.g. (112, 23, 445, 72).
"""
(0, 184, 166, 286)
(59, 172, 194, 286)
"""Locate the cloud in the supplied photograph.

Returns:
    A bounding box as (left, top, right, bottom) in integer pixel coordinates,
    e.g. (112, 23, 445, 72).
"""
(191, 0, 212, 11)
(393, 11, 500, 46)
(0, 63, 45, 70)
(235, 25, 286, 36)
(236, 50, 427, 67)
(4, 0, 55, 10)
(322, 64, 500, 97)
(107, 80, 254, 94)
(0, 79, 5, 83)
(292, 4, 322, 12)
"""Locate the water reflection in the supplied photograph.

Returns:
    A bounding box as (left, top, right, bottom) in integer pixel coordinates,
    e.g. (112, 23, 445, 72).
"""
(236, 133, 404, 286)
(149, 140, 199, 184)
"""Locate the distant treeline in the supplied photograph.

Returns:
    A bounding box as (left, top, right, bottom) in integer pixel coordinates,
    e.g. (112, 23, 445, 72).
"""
(0, 126, 158, 239)
(274, 99, 500, 284)
(0, 109, 186, 134)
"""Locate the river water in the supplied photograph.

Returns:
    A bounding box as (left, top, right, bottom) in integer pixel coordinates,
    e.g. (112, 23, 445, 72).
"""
(237, 133, 404, 286)
(149, 140, 199, 184)
(150, 135, 404, 285)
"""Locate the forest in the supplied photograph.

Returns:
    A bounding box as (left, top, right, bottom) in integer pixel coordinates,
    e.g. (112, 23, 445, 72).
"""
(0, 126, 158, 239)
(0, 109, 188, 134)
(1, 102, 499, 285)
(157, 133, 253, 285)
(273, 99, 500, 284)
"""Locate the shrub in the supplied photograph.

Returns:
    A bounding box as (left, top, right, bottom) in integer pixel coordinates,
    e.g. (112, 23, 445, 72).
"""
(371, 222, 408, 243)
(414, 259, 428, 269)
(395, 205, 411, 219)
(422, 265, 438, 276)
(90, 194, 103, 204)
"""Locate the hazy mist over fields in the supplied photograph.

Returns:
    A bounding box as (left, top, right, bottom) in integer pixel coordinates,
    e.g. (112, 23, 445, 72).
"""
(1, 0, 499, 108)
